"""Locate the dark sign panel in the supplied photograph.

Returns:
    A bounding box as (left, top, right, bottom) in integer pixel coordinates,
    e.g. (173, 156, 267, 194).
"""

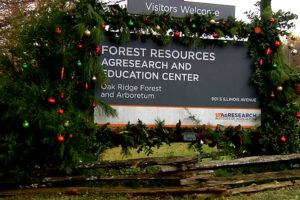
(127, 0, 235, 19)
(95, 39, 259, 109)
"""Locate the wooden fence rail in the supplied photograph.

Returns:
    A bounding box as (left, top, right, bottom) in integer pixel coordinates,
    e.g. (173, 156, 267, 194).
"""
(1, 154, 300, 197)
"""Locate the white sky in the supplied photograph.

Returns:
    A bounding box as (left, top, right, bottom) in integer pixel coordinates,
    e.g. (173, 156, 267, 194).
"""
(112, 0, 300, 36)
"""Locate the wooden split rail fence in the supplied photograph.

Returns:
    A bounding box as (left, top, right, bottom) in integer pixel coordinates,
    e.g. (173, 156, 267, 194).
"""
(1, 154, 300, 197)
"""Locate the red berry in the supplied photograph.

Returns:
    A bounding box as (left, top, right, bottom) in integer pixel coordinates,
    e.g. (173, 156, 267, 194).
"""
(69, 133, 74, 139)
(57, 135, 64, 142)
(280, 136, 286, 142)
(48, 97, 56, 104)
(58, 108, 64, 115)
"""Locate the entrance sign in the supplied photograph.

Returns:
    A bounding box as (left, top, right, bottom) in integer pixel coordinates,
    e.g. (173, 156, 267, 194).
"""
(127, 0, 235, 19)
(94, 38, 261, 127)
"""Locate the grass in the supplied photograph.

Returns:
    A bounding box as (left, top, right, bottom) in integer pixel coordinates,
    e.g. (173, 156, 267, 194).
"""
(100, 143, 219, 161)
(1, 186, 300, 200)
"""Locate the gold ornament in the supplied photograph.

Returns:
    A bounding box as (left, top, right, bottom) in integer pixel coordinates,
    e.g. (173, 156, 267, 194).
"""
(210, 19, 216, 24)
(84, 29, 91, 37)
(288, 43, 295, 49)
(277, 86, 283, 92)
(155, 25, 161, 31)
(33, 41, 40, 47)
(291, 49, 298, 55)
(64, 121, 70, 127)
(291, 35, 297, 40)
(92, 75, 97, 82)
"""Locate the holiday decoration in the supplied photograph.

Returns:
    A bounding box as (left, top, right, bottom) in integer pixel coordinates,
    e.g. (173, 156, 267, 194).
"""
(259, 59, 263, 66)
(33, 41, 40, 47)
(101, 24, 106, 29)
(296, 113, 300, 119)
(86, 119, 90, 123)
(213, 33, 218, 38)
(270, 92, 275, 98)
(96, 46, 101, 54)
(48, 97, 56, 104)
(192, 24, 196, 28)
(22, 120, 29, 128)
(274, 41, 280, 47)
(270, 18, 275, 23)
(297, 84, 300, 95)
(222, 21, 226, 25)
(273, 64, 278, 68)
(174, 31, 180, 37)
(22, 63, 28, 68)
(60, 92, 65, 99)
(266, 48, 272, 55)
(277, 86, 283, 92)
(85, 83, 89, 90)
(145, 17, 149, 22)
(77, 43, 83, 48)
(92, 75, 97, 82)
(57, 135, 64, 142)
(92, 103, 96, 108)
(69, 133, 74, 139)
(77, 60, 82, 66)
(64, 121, 70, 127)
(84, 29, 91, 37)
(155, 25, 161, 31)
(55, 28, 62, 34)
(60, 67, 64, 80)
(58, 108, 64, 115)
(210, 19, 216, 24)
(280, 136, 286, 142)
(128, 20, 134, 26)
(291, 49, 298, 55)
(254, 27, 261, 34)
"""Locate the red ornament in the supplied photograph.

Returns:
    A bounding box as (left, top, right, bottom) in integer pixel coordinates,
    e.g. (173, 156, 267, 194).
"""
(60, 92, 65, 99)
(55, 28, 62, 34)
(92, 103, 96, 108)
(101, 24, 106, 29)
(164, 17, 168, 21)
(280, 136, 286, 142)
(189, 18, 193, 23)
(297, 84, 300, 95)
(61, 67, 64, 80)
(270, 92, 275, 98)
(111, 13, 115, 17)
(58, 108, 64, 115)
(86, 119, 90, 123)
(145, 17, 149, 22)
(174, 31, 180, 37)
(77, 44, 83, 48)
(222, 21, 226, 25)
(213, 33, 218, 38)
(204, 29, 207, 32)
(296, 113, 300, 119)
(274, 41, 280, 47)
(57, 135, 64, 142)
(254, 27, 261, 34)
(96, 46, 101, 54)
(259, 59, 263, 66)
(48, 97, 56, 104)
(266, 48, 272, 55)
(76, 81, 79, 85)
(85, 83, 89, 90)
(69, 133, 74, 139)
(270, 18, 275, 23)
